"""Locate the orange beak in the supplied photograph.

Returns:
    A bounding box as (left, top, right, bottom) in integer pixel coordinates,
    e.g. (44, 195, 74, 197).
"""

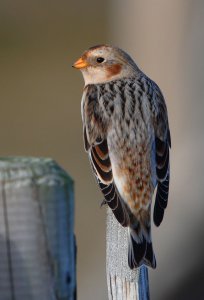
(72, 57, 89, 69)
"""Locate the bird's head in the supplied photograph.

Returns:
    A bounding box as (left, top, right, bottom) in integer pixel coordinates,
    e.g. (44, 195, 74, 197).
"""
(73, 45, 139, 85)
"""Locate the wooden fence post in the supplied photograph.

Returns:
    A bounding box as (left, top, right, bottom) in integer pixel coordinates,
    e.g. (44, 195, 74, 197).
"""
(106, 208, 149, 300)
(0, 157, 76, 300)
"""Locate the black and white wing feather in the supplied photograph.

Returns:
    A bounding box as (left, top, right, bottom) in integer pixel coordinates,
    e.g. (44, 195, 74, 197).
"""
(82, 85, 130, 227)
(152, 84, 171, 227)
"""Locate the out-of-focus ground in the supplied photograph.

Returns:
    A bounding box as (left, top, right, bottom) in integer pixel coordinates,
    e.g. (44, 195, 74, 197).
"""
(0, 1, 204, 299)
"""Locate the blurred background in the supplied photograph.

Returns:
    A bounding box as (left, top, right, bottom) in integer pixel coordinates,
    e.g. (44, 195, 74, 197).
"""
(0, 0, 204, 299)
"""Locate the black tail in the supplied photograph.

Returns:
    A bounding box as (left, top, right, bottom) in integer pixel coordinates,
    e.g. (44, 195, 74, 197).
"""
(128, 228, 156, 269)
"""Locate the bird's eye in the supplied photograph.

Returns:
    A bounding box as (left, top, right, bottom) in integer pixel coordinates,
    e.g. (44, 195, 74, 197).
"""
(96, 57, 105, 63)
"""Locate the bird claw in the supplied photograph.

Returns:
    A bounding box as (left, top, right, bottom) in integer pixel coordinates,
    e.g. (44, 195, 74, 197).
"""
(100, 199, 107, 207)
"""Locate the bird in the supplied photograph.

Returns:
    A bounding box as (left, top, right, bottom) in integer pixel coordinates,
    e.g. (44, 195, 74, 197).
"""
(73, 45, 171, 269)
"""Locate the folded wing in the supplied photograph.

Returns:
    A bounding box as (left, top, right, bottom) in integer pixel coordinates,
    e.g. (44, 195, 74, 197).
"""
(84, 127, 130, 227)
(152, 85, 171, 227)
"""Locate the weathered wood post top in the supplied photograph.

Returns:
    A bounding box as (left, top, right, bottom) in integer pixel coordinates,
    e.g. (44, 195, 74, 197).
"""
(0, 157, 76, 300)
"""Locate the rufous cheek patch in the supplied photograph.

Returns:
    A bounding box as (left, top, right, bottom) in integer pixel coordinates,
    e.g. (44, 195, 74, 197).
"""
(106, 64, 122, 78)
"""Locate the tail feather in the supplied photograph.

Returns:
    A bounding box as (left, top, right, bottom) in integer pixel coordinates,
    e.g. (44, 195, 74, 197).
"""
(128, 228, 156, 269)
(144, 242, 156, 268)
(128, 230, 146, 268)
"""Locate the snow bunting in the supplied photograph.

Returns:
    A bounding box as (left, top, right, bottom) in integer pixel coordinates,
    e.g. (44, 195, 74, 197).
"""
(73, 45, 171, 269)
